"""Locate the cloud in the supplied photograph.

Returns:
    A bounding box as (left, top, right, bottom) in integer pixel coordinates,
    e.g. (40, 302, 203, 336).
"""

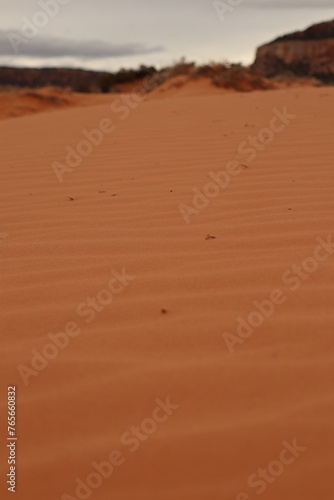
(0, 31, 164, 59)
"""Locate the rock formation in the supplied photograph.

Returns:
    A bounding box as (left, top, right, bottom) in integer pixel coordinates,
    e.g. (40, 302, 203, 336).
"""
(253, 20, 334, 82)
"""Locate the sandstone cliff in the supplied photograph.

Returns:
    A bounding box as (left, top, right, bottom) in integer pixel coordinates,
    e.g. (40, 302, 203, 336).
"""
(253, 20, 334, 82)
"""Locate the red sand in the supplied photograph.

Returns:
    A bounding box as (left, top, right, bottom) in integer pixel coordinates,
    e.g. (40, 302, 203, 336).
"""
(1, 84, 334, 500)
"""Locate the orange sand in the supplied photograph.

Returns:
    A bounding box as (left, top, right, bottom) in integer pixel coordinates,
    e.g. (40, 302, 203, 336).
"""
(0, 87, 116, 120)
(1, 84, 334, 500)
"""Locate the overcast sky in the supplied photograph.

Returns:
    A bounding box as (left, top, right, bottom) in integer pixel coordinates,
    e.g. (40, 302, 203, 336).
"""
(0, 0, 333, 71)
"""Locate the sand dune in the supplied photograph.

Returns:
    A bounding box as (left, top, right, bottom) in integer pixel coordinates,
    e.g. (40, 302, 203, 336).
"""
(1, 84, 334, 500)
(0, 87, 115, 120)
(147, 75, 228, 99)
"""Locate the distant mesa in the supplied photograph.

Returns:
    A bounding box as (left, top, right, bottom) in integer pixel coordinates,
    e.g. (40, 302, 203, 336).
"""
(253, 20, 334, 83)
(0, 65, 158, 93)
